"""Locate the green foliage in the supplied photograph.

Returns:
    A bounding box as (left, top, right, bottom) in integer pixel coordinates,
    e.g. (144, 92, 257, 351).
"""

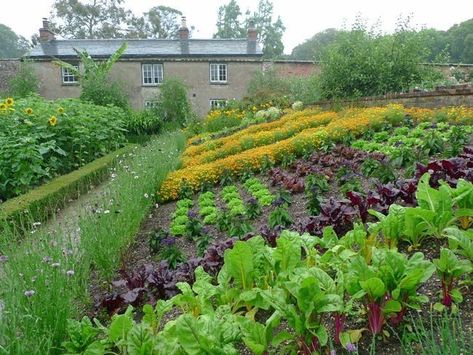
(245, 69, 291, 108)
(126, 108, 163, 135)
(214, 0, 285, 58)
(0, 144, 134, 235)
(7, 60, 39, 98)
(0, 23, 29, 58)
(0, 132, 185, 353)
(155, 78, 194, 126)
(214, 0, 246, 38)
(319, 18, 434, 99)
(400, 312, 472, 355)
(243, 178, 275, 206)
(54, 42, 130, 110)
(160, 239, 186, 269)
(291, 28, 340, 60)
(0, 96, 126, 201)
(268, 203, 293, 228)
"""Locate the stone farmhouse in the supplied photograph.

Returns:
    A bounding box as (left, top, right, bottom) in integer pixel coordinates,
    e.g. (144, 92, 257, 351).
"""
(24, 18, 270, 117)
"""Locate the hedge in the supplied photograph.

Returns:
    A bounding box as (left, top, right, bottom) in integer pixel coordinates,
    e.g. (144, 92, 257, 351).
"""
(0, 144, 136, 235)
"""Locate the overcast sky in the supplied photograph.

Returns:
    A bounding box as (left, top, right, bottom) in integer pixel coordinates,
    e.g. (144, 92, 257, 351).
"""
(1, 0, 472, 54)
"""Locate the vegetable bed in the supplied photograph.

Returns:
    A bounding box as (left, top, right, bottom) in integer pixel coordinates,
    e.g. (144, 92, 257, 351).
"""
(65, 107, 473, 354)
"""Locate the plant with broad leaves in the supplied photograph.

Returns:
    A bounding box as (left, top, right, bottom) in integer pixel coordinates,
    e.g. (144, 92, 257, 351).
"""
(433, 248, 472, 309)
(369, 204, 406, 248)
(346, 248, 435, 334)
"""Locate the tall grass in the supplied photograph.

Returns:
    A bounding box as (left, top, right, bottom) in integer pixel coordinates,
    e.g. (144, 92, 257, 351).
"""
(0, 131, 185, 354)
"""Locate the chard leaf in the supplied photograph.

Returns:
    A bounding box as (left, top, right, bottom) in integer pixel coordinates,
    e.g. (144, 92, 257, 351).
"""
(383, 300, 402, 314)
(224, 241, 254, 290)
(273, 233, 302, 274)
(360, 277, 385, 300)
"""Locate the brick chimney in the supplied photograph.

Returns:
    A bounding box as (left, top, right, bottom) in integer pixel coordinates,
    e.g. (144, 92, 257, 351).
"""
(179, 16, 189, 41)
(247, 20, 257, 54)
(39, 18, 55, 42)
(247, 20, 257, 42)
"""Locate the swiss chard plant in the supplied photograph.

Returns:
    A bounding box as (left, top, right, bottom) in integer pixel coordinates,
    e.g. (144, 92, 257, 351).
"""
(433, 248, 472, 309)
(346, 248, 435, 334)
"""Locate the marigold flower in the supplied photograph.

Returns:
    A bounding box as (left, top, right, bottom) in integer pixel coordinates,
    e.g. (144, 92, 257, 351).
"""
(25, 107, 33, 115)
(5, 97, 14, 106)
(49, 115, 58, 126)
(0, 103, 6, 110)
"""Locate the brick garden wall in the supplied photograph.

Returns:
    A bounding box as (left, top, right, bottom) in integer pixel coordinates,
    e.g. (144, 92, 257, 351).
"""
(313, 84, 473, 109)
(0, 59, 20, 94)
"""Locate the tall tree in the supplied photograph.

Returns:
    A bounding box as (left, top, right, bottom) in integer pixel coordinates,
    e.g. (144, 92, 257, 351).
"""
(214, 0, 245, 38)
(50, 0, 132, 39)
(291, 28, 340, 60)
(144, 6, 182, 39)
(0, 24, 30, 58)
(447, 19, 473, 63)
(213, 0, 285, 58)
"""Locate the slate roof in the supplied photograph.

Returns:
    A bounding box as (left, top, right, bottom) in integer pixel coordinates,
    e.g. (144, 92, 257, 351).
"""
(27, 39, 262, 59)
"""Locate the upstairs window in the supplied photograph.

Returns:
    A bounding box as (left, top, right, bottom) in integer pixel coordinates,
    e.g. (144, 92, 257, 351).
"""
(210, 99, 228, 109)
(210, 63, 227, 83)
(61, 65, 79, 84)
(142, 63, 163, 85)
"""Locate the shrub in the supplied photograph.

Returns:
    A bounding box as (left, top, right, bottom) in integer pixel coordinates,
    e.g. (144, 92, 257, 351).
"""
(80, 75, 130, 111)
(245, 69, 291, 108)
(155, 78, 193, 126)
(203, 108, 244, 133)
(126, 108, 163, 135)
(7, 60, 39, 98)
(319, 18, 434, 99)
(288, 75, 321, 104)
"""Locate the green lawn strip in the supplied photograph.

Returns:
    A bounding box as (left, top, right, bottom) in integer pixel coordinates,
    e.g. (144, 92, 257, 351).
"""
(0, 131, 185, 354)
(0, 144, 136, 235)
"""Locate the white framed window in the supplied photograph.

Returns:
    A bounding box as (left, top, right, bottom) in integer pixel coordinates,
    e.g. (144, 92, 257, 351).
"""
(61, 65, 79, 84)
(210, 99, 228, 110)
(142, 63, 163, 85)
(210, 63, 227, 83)
(144, 100, 158, 109)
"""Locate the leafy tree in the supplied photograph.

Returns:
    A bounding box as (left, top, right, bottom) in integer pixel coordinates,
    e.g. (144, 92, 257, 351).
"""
(247, 0, 285, 58)
(290, 28, 340, 61)
(214, 0, 245, 39)
(447, 19, 473, 63)
(50, 0, 132, 39)
(213, 0, 285, 58)
(0, 24, 30, 58)
(144, 6, 182, 39)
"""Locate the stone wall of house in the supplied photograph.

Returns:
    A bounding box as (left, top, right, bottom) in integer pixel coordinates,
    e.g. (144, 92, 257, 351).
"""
(0, 59, 20, 94)
(32, 58, 261, 117)
(313, 84, 473, 109)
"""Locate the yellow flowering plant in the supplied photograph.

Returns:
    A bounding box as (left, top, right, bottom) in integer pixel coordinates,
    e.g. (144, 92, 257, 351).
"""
(158, 104, 473, 202)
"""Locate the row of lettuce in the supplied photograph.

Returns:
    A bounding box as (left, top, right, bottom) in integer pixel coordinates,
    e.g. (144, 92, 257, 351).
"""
(159, 104, 473, 201)
(64, 173, 473, 354)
